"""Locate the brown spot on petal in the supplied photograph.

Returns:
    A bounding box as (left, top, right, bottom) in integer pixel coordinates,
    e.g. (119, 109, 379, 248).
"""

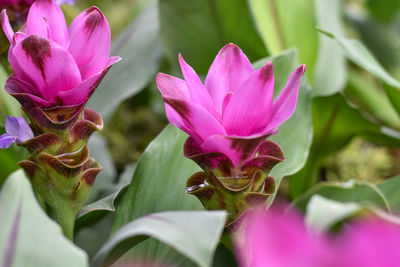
(230, 136, 265, 161)
(22, 35, 51, 80)
(84, 7, 103, 37)
(163, 98, 192, 127)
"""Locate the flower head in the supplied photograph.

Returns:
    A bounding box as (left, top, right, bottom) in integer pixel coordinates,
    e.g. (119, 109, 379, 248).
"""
(0, 115, 33, 148)
(157, 44, 305, 167)
(1, 0, 119, 111)
(236, 207, 400, 267)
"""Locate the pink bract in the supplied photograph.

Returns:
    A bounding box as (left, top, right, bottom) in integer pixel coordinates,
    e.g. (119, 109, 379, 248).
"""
(0, 0, 120, 109)
(236, 207, 400, 267)
(156, 44, 305, 166)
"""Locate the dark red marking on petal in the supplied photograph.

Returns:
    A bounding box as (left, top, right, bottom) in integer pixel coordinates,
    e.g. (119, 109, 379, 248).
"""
(184, 137, 234, 176)
(163, 98, 192, 127)
(21, 35, 51, 80)
(84, 7, 103, 37)
(230, 136, 266, 161)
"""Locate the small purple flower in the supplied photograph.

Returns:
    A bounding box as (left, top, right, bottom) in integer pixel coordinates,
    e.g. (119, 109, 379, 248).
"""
(0, 115, 33, 148)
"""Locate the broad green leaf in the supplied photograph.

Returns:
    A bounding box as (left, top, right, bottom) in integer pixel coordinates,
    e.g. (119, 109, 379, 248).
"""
(305, 195, 362, 231)
(312, 0, 347, 97)
(111, 125, 205, 264)
(113, 125, 203, 229)
(92, 211, 226, 267)
(159, 0, 266, 74)
(0, 170, 88, 267)
(248, 0, 318, 79)
(378, 175, 400, 212)
(88, 4, 162, 122)
(292, 180, 389, 212)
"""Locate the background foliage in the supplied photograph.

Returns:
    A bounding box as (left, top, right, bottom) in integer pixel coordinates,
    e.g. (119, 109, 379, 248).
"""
(1, 0, 400, 266)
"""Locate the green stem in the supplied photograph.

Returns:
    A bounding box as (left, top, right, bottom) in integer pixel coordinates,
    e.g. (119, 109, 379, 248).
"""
(54, 199, 76, 241)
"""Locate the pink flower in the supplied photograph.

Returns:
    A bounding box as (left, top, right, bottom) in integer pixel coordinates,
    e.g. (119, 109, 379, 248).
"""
(0, 0, 120, 110)
(156, 44, 305, 167)
(236, 207, 400, 267)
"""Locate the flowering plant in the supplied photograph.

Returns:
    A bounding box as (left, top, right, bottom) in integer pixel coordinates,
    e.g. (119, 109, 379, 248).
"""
(0, 0, 398, 266)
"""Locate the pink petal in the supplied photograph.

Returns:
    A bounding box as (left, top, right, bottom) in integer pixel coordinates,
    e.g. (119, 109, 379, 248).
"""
(237, 208, 333, 267)
(201, 134, 267, 167)
(156, 73, 189, 100)
(68, 6, 112, 80)
(264, 64, 306, 132)
(162, 97, 226, 144)
(222, 62, 274, 136)
(0, 10, 14, 43)
(179, 54, 220, 120)
(58, 56, 120, 105)
(340, 220, 400, 267)
(205, 43, 254, 113)
(5, 74, 51, 108)
(12, 35, 81, 104)
(8, 33, 30, 83)
(26, 0, 69, 48)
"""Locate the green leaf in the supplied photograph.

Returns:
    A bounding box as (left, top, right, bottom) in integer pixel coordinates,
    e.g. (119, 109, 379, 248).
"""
(0, 144, 27, 187)
(292, 180, 390, 212)
(92, 211, 226, 267)
(326, 34, 400, 115)
(312, 0, 347, 97)
(112, 125, 203, 229)
(344, 70, 400, 130)
(347, 14, 400, 73)
(378, 175, 400, 212)
(305, 195, 363, 231)
(88, 4, 162, 122)
(248, 0, 318, 79)
(0, 66, 21, 117)
(0, 170, 88, 267)
(159, 0, 266, 74)
(365, 0, 400, 23)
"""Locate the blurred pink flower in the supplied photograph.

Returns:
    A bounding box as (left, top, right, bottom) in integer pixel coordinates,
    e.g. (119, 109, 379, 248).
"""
(0, 0, 120, 110)
(157, 44, 305, 167)
(236, 207, 400, 267)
